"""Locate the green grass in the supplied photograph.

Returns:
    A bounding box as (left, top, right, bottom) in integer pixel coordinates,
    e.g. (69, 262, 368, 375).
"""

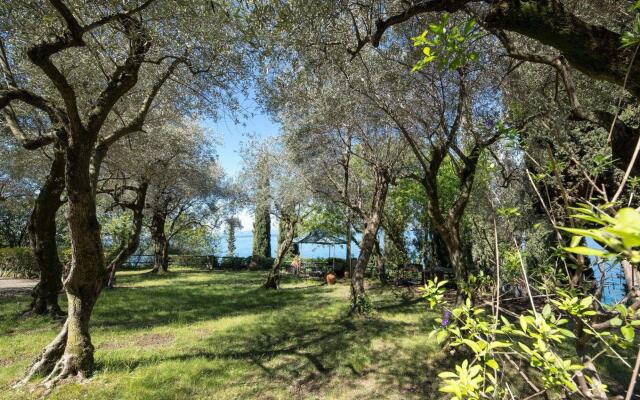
(0, 268, 444, 399)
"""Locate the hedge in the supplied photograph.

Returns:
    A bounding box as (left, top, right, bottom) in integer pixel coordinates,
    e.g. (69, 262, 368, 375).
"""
(171, 255, 210, 268)
(248, 255, 274, 270)
(0, 247, 39, 279)
(220, 256, 251, 269)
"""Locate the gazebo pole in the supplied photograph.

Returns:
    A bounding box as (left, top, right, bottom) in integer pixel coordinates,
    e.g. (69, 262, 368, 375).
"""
(332, 245, 335, 271)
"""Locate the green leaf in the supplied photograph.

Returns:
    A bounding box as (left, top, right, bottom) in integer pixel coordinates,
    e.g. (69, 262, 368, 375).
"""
(562, 246, 607, 257)
(579, 296, 593, 308)
(557, 227, 598, 237)
(429, 23, 444, 35)
(464, 19, 476, 35)
(610, 317, 624, 327)
(519, 315, 528, 333)
(485, 359, 500, 370)
(570, 235, 583, 248)
(436, 329, 449, 344)
(438, 371, 458, 379)
(462, 339, 482, 354)
(614, 207, 640, 227)
(558, 328, 576, 338)
(621, 325, 635, 342)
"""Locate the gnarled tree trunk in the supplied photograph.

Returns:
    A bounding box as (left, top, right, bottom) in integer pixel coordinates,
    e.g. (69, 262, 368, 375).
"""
(264, 218, 296, 289)
(27, 145, 65, 316)
(52, 143, 105, 381)
(150, 210, 168, 273)
(7, 1, 158, 386)
(105, 182, 148, 288)
(350, 170, 389, 315)
(23, 142, 107, 385)
(439, 223, 469, 304)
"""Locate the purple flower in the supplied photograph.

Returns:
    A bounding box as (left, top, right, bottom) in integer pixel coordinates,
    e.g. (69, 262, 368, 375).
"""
(441, 311, 451, 327)
(484, 119, 495, 130)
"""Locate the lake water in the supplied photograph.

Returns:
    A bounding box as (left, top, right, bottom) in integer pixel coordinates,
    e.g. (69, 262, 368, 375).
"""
(227, 233, 626, 305)
(229, 231, 360, 259)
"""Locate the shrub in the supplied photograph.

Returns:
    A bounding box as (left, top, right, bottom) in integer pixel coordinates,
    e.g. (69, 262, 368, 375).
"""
(220, 256, 250, 269)
(59, 248, 72, 266)
(0, 247, 38, 279)
(248, 255, 273, 270)
(171, 255, 208, 268)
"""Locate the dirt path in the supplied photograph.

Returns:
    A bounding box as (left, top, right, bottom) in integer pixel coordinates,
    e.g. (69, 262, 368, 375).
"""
(0, 278, 36, 296)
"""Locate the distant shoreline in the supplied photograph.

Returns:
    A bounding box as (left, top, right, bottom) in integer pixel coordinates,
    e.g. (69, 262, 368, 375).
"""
(228, 232, 359, 259)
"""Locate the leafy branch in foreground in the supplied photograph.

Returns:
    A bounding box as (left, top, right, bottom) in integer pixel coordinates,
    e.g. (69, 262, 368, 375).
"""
(561, 205, 640, 263)
(421, 201, 640, 399)
(411, 13, 480, 72)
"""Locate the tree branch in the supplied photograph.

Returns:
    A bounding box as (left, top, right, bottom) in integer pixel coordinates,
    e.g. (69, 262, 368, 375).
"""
(86, 17, 151, 134)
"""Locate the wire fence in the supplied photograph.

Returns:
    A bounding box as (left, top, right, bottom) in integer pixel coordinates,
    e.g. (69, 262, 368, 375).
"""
(123, 254, 250, 270)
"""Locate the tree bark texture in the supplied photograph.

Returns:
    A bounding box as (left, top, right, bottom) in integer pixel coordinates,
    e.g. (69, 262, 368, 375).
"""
(105, 182, 148, 288)
(622, 260, 640, 304)
(439, 223, 469, 303)
(150, 210, 169, 273)
(24, 141, 108, 385)
(350, 170, 389, 314)
(264, 218, 296, 289)
(27, 145, 65, 316)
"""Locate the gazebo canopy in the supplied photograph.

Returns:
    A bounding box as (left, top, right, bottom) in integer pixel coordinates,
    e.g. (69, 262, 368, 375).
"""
(294, 229, 347, 245)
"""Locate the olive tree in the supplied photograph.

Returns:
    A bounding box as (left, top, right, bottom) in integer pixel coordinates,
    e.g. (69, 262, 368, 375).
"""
(97, 114, 190, 286)
(339, 0, 640, 175)
(241, 140, 311, 289)
(145, 123, 224, 273)
(267, 70, 408, 311)
(1, 0, 247, 384)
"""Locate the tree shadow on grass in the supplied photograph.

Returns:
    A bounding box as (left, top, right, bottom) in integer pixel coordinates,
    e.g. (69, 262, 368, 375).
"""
(1, 268, 448, 398)
(0, 270, 328, 337)
(94, 272, 329, 331)
(95, 275, 448, 398)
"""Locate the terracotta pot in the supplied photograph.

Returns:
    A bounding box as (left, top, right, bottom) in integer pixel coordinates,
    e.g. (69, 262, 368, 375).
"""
(326, 273, 337, 285)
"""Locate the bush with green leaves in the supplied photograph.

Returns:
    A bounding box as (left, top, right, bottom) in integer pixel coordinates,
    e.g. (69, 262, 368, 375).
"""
(561, 204, 640, 263)
(170, 255, 209, 268)
(248, 255, 275, 270)
(420, 202, 640, 399)
(424, 284, 610, 398)
(0, 247, 38, 279)
(219, 256, 253, 270)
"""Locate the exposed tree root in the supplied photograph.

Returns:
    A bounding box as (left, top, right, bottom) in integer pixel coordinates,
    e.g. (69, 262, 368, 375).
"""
(42, 353, 88, 389)
(14, 320, 68, 387)
(21, 304, 66, 320)
(263, 275, 279, 289)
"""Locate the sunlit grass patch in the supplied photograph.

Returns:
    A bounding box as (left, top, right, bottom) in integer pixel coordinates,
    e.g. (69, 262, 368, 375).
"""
(0, 267, 441, 399)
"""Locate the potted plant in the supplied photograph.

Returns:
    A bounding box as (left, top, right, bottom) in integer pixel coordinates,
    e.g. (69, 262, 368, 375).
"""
(326, 271, 336, 285)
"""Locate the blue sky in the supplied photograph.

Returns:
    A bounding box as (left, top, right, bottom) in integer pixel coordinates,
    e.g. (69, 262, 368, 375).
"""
(202, 95, 280, 231)
(202, 99, 280, 177)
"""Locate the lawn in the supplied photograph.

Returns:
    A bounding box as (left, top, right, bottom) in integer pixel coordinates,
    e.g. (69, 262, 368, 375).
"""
(0, 268, 445, 399)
